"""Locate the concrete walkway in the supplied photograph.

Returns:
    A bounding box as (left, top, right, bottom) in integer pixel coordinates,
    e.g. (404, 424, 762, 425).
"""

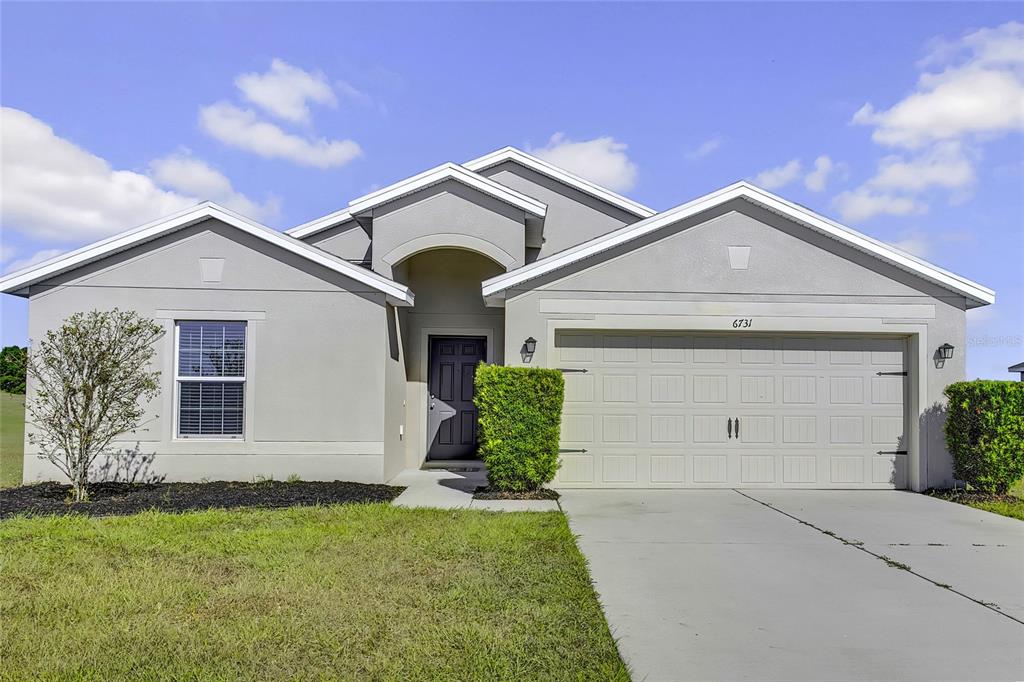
(561, 489, 1024, 682)
(389, 465, 559, 511)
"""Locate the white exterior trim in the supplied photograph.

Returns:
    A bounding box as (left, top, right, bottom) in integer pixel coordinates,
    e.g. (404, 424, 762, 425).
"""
(481, 181, 995, 307)
(347, 162, 547, 218)
(285, 208, 354, 240)
(0, 202, 415, 306)
(464, 146, 657, 218)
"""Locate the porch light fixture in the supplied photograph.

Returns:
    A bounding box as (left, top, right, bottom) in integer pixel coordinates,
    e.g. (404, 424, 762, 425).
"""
(524, 337, 537, 354)
(938, 343, 955, 360)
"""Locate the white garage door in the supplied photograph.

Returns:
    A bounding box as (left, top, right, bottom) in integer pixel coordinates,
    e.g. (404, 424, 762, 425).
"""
(554, 333, 908, 489)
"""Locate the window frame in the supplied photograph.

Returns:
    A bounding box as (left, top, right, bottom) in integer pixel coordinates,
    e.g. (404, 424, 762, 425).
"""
(173, 320, 247, 440)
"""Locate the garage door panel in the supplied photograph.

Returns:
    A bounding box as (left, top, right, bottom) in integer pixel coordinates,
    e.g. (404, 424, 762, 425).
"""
(651, 336, 688, 363)
(650, 455, 686, 483)
(741, 455, 776, 483)
(740, 375, 775, 403)
(693, 375, 728, 402)
(693, 415, 730, 443)
(554, 332, 906, 489)
(692, 455, 728, 483)
(601, 375, 638, 402)
(830, 456, 865, 484)
(651, 415, 685, 443)
(564, 373, 594, 402)
(783, 455, 817, 483)
(737, 415, 775, 444)
(601, 415, 638, 443)
(651, 375, 686, 402)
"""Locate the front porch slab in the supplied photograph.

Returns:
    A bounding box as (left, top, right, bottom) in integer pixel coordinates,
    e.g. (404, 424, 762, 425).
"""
(389, 467, 559, 511)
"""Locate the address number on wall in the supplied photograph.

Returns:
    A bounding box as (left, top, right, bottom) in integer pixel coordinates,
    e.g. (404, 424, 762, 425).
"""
(732, 318, 753, 328)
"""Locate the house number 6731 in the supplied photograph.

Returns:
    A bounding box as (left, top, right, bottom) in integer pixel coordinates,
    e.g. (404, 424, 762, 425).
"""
(732, 318, 752, 328)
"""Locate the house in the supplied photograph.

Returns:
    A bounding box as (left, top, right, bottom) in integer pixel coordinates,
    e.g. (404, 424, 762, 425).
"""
(0, 147, 994, 491)
(1009, 362, 1024, 381)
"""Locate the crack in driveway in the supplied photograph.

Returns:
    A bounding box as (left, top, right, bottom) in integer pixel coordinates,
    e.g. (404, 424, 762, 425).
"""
(734, 489, 1024, 628)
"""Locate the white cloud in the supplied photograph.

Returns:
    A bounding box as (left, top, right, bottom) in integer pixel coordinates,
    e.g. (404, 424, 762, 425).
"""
(754, 159, 802, 190)
(833, 188, 926, 222)
(0, 244, 16, 264)
(0, 108, 275, 242)
(4, 249, 64, 274)
(149, 152, 280, 220)
(867, 141, 976, 194)
(804, 155, 835, 192)
(852, 21, 1024, 149)
(887, 230, 932, 258)
(529, 133, 638, 192)
(236, 59, 337, 125)
(686, 137, 722, 160)
(199, 102, 361, 169)
(1, 107, 195, 241)
(837, 21, 1023, 221)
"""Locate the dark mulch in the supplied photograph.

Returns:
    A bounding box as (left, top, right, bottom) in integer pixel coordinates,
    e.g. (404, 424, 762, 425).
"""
(473, 487, 560, 500)
(0, 480, 405, 519)
(926, 488, 1019, 505)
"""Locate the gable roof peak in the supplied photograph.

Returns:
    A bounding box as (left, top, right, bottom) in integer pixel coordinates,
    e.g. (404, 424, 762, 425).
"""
(481, 180, 994, 308)
(0, 202, 414, 305)
(347, 160, 546, 218)
(464, 146, 657, 219)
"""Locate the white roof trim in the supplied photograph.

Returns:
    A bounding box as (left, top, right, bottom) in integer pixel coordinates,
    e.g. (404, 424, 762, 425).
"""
(0, 202, 414, 305)
(285, 208, 354, 240)
(347, 162, 547, 218)
(465, 146, 657, 219)
(481, 181, 995, 307)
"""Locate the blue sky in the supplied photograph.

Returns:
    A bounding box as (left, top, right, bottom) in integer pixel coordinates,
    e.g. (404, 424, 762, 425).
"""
(1, 2, 1021, 378)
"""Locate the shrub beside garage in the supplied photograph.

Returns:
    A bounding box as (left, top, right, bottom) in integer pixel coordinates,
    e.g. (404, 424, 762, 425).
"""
(944, 380, 1024, 494)
(474, 365, 565, 492)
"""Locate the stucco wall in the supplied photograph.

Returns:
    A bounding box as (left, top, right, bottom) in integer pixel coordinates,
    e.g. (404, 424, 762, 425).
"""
(383, 304, 408, 481)
(369, 180, 527, 278)
(502, 203, 967, 490)
(304, 218, 372, 263)
(479, 161, 640, 259)
(23, 219, 390, 484)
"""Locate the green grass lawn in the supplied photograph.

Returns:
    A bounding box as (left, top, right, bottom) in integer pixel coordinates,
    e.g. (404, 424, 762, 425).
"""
(0, 504, 629, 681)
(928, 478, 1024, 521)
(0, 392, 24, 488)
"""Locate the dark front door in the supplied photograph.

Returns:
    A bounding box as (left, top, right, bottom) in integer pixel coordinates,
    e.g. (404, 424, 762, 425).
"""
(427, 336, 486, 459)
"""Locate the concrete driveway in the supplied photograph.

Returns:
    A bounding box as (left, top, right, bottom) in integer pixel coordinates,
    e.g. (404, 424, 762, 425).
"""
(560, 490, 1024, 681)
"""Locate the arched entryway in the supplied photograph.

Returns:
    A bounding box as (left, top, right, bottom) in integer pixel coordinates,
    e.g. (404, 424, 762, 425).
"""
(388, 248, 506, 463)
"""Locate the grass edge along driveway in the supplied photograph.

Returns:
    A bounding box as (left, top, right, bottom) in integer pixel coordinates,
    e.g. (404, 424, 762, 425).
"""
(0, 504, 629, 681)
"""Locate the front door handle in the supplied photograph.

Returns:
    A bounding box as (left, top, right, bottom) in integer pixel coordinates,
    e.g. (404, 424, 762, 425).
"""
(727, 418, 733, 439)
(735, 417, 740, 440)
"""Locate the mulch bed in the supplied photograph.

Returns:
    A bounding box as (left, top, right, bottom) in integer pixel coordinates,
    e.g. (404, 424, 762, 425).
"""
(0, 480, 405, 519)
(926, 488, 1020, 506)
(473, 487, 560, 501)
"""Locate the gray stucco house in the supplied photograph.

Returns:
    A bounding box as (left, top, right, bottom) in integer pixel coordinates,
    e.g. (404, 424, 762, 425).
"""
(1, 147, 994, 491)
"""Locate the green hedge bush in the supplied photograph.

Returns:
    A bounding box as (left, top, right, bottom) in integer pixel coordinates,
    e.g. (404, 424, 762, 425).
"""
(944, 380, 1024, 494)
(0, 345, 27, 394)
(474, 364, 565, 492)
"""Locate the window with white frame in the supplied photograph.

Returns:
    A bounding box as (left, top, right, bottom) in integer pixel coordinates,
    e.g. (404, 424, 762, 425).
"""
(176, 321, 246, 437)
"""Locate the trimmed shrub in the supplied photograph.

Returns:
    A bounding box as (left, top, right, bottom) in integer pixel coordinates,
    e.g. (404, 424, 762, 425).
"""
(0, 345, 27, 394)
(944, 380, 1024, 494)
(474, 364, 565, 492)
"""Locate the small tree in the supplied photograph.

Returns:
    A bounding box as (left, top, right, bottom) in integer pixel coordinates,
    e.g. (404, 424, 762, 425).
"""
(27, 309, 163, 501)
(0, 345, 27, 394)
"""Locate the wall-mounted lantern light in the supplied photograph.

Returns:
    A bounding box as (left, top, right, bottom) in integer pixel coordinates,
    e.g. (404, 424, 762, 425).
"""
(938, 343, 955, 360)
(524, 337, 537, 354)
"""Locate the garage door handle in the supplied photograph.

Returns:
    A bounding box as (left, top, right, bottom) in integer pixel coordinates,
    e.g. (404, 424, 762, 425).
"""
(727, 418, 733, 439)
(735, 417, 740, 439)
